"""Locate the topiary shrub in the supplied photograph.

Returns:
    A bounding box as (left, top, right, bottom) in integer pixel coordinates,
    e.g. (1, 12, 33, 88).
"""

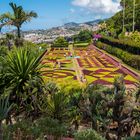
(74, 129, 106, 140)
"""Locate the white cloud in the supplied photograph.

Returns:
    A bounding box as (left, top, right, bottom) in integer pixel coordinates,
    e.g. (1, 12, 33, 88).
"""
(72, 0, 121, 14)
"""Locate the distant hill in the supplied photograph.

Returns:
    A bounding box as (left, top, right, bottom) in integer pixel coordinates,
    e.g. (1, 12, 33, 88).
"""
(84, 19, 103, 26)
(64, 19, 103, 28)
(9, 19, 103, 35)
(64, 22, 79, 28)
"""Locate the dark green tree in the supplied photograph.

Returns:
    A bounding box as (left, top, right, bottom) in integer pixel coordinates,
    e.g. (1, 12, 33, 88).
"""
(52, 37, 68, 48)
(73, 30, 92, 43)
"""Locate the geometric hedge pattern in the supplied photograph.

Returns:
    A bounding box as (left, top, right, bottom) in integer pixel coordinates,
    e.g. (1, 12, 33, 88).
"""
(75, 47, 139, 85)
(43, 46, 139, 86)
(42, 48, 76, 80)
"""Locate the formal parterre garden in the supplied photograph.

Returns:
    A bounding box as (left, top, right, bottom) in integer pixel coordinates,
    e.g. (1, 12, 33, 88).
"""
(42, 45, 139, 88)
(42, 48, 79, 86)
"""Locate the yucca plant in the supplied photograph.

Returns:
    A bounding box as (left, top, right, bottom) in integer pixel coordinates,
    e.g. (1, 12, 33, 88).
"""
(4, 47, 45, 116)
(0, 96, 12, 140)
(7, 47, 43, 93)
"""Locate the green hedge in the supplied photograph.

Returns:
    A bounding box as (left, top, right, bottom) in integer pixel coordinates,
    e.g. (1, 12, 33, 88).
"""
(96, 42, 140, 70)
(51, 43, 68, 48)
(100, 36, 140, 55)
(74, 43, 89, 47)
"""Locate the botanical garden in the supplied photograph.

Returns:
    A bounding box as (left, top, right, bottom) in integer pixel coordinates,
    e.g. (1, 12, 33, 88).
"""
(0, 1, 140, 140)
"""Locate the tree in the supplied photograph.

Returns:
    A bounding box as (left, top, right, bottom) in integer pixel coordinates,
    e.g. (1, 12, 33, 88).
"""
(73, 30, 92, 43)
(105, 0, 140, 35)
(52, 37, 68, 48)
(0, 3, 37, 38)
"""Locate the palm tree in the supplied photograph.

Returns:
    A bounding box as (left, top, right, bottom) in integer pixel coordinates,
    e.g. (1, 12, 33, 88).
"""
(0, 3, 37, 38)
(132, 0, 136, 32)
(0, 96, 13, 140)
(123, 0, 126, 32)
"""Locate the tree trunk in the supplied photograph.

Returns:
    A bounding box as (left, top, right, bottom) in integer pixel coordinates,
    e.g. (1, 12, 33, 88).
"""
(0, 120, 3, 140)
(17, 26, 21, 38)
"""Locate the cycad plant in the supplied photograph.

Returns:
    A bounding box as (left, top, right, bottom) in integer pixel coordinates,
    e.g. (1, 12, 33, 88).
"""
(0, 96, 12, 140)
(45, 90, 69, 122)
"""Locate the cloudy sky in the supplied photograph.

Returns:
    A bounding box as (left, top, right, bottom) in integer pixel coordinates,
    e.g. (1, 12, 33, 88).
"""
(0, 0, 121, 31)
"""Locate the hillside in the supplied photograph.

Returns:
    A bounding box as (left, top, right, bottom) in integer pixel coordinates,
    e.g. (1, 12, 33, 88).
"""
(106, 0, 140, 34)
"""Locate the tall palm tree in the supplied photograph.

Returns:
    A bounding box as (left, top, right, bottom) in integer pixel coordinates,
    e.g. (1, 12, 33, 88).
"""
(123, 0, 126, 32)
(0, 3, 37, 38)
(132, 0, 136, 32)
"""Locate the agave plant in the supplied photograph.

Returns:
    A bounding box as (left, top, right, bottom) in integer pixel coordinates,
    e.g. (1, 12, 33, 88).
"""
(0, 96, 13, 140)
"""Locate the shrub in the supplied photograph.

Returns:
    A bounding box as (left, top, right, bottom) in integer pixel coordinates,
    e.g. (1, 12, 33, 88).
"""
(100, 36, 140, 55)
(52, 37, 68, 48)
(126, 136, 140, 140)
(74, 43, 89, 48)
(96, 42, 140, 70)
(3, 117, 67, 140)
(0, 46, 8, 57)
(74, 129, 106, 140)
(73, 30, 93, 43)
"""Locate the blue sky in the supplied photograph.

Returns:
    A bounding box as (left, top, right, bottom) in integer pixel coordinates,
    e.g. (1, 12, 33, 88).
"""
(0, 0, 121, 31)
